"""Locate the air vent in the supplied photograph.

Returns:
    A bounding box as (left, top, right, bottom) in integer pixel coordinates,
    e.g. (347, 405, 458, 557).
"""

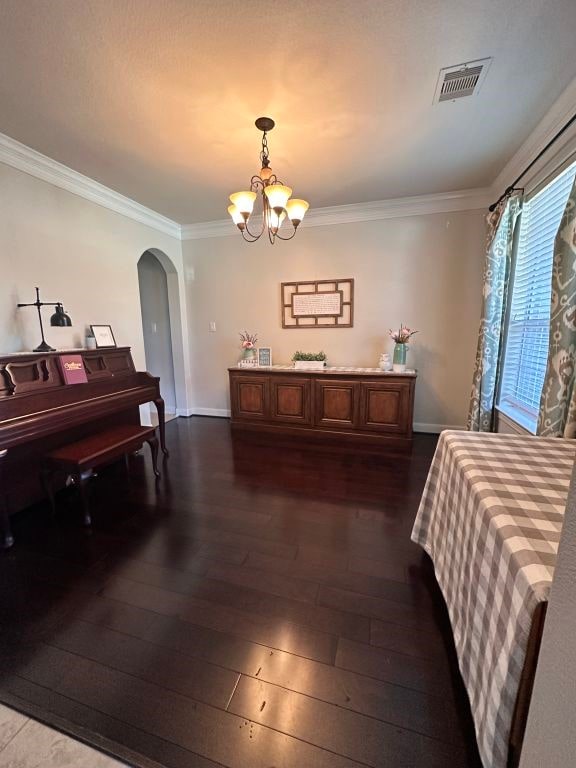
(433, 58, 492, 104)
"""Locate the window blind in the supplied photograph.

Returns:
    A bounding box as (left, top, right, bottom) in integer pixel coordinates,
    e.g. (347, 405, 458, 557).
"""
(499, 160, 576, 432)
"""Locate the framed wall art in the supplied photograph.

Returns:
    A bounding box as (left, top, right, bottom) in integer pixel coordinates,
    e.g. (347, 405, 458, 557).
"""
(281, 278, 354, 329)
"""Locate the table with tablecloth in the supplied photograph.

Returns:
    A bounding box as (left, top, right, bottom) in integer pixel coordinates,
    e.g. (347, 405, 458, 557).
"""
(411, 430, 575, 768)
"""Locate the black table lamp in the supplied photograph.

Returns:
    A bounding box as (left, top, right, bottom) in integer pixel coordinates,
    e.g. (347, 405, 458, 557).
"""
(17, 287, 73, 352)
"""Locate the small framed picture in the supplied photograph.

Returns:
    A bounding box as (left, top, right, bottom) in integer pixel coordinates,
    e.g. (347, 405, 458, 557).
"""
(257, 347, 272, 367)
(90, 324, 117, 348)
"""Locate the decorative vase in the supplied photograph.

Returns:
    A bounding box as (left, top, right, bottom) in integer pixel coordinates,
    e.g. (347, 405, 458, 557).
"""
(393, 343, 407, 372)
(241, 347, 257, 361)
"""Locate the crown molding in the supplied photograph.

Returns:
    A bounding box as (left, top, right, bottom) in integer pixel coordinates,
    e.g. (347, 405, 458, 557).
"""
(181, 187, 493, 240)
(0, 131, 181, 239)
(492, 75, 576, 198)
(0, 129, 494, 243)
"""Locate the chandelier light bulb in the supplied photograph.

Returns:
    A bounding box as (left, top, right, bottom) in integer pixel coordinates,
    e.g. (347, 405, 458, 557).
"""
(286, 198, 310, 226)
(229, 191, 257, 218)
(269, 209, 287, 231)
(228, 204, 246, 228)
(264, 184, 292, 213)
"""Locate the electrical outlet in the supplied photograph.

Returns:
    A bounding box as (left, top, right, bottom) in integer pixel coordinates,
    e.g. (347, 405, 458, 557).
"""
(209, 321, 217, 332)
(151, 322, 157, 333)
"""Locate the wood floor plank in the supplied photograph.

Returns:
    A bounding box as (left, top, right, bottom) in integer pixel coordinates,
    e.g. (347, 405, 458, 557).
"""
(100, 573, 371, 644)
(246, 551, 412, 599)
(99, 576, 338, 663)
(370, 619, 450, 661)
(205, 562, 320, 605)
(67, 592, 465, 745)
(318, 585, 438, 629)
(12, 646, 367, 768)
(0, 677, 226, 768)
(228, 676, 470, 768)
(47, 619, 240, 710)
(336, 638, 455, 698)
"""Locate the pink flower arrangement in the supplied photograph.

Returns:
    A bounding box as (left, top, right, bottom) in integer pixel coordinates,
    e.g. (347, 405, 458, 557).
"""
(389, 324, 419, 344)
(239, 331, 258, 349)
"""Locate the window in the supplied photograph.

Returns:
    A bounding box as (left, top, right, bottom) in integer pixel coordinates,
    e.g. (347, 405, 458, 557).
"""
(499, 160, 576, 433)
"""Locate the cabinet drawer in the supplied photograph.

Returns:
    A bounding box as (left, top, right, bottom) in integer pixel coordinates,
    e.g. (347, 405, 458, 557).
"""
(314, 380, 358, 428)
(359, 381, 411, 434)
(230, 375, 269, 419)
(271, 378, 312, 424)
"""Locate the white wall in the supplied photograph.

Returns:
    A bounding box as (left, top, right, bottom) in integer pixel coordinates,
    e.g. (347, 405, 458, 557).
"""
(520, 462, 576, 767)
(183, 209, 486, 429)
(0, 161, 192, 414)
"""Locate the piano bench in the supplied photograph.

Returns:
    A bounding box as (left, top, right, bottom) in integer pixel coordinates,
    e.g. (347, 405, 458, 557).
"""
(43, 425, 160, 527)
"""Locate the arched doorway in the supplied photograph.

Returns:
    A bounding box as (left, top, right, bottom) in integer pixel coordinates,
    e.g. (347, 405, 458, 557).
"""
(137, 250, 177, 420)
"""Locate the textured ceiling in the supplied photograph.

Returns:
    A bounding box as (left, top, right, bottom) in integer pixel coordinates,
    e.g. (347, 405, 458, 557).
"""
(1, 0, 576, 223)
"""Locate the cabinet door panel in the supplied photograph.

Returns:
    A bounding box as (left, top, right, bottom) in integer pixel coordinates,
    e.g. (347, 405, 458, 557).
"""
(315, 380, 358, 428)
(271, 378, 312, 424)
(359, 382, 410, 433)
(231, 375, 269, 419)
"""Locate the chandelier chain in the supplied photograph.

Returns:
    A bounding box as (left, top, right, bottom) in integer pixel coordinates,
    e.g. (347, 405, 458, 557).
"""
(260, 131, 270, 167)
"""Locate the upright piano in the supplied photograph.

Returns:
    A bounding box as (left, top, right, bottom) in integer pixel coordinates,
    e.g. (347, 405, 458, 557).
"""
(0, 346, 168, 548)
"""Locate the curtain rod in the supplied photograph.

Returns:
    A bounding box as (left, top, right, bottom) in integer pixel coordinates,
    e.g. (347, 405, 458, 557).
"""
(488, 111, 576, 212)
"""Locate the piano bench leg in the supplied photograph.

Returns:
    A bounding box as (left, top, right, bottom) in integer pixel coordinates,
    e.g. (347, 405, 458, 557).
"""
(1, 509, 14, 550)
(146, 436, 161, 480)
(0, 450, 13, 549)
(41, 468, 57, 520)
(73, 471, 93, 527)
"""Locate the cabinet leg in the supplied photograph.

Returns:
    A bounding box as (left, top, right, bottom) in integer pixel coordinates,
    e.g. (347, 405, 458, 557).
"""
(153, 397, 170, 457)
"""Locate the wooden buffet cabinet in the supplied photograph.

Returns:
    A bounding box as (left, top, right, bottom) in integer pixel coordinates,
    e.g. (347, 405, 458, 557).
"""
(229, 366, 417, 447)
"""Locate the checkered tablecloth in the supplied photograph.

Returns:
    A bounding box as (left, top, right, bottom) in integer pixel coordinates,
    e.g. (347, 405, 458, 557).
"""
(411, 430, 575, 768)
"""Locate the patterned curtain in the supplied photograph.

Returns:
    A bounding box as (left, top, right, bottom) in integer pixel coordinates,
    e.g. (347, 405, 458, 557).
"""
(467, 194, 522, 432)
(538, 176, 576, 437)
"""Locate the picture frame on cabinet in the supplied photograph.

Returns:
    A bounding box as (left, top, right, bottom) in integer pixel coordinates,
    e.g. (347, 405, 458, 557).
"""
(257, 347, 272, 367)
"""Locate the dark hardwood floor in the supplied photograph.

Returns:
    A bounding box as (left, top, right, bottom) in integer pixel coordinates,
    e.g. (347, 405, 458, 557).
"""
(0, 417, 482, 768)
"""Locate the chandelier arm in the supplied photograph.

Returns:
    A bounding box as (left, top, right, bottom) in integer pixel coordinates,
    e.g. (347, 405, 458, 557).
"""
(240, 228, 261, 243)
(273, 225, 298, 241)
(243, 217, 265, 239)
(250, 175, 265, 191)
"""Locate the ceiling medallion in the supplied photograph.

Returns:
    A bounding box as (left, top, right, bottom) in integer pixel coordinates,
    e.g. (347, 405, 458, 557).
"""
(228, 117, 309, 243)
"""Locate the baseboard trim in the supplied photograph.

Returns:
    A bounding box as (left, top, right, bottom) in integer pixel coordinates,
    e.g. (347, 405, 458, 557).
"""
(175, 407, 195, 417)
(413, 423, 464, 433)
(191, 407, 231, 418)
(180, 410, 462, 432)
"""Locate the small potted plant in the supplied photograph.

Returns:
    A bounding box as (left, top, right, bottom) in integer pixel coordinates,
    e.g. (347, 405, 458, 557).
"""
(389, 325, 418, 372)
(292, 351, 327, 371)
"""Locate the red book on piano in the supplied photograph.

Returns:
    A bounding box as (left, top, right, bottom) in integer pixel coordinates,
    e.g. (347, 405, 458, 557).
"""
(58, 354, 88, 385)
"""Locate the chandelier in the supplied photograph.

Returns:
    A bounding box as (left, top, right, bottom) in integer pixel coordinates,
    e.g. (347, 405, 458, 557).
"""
(228, 117, 309, 243)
